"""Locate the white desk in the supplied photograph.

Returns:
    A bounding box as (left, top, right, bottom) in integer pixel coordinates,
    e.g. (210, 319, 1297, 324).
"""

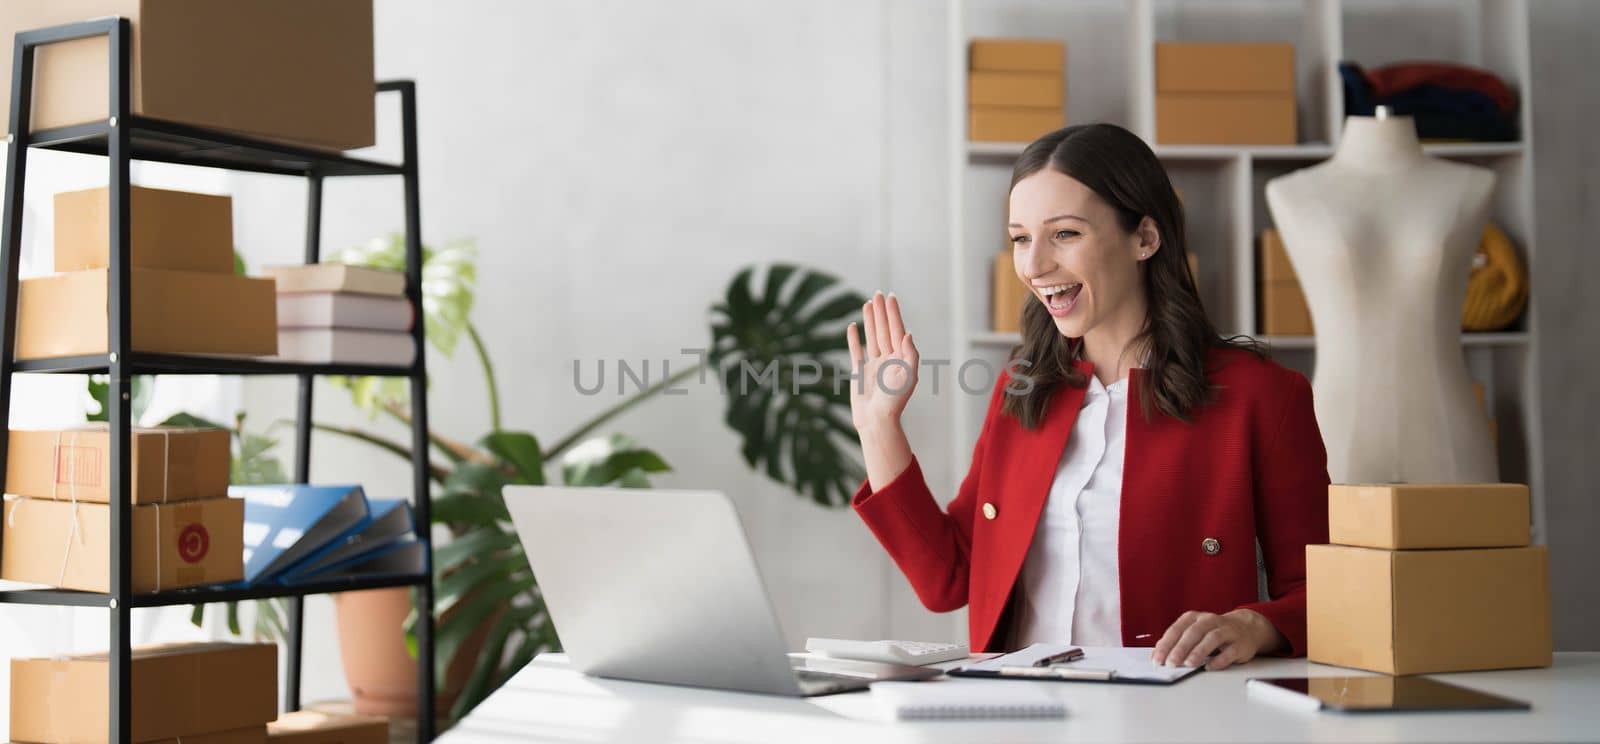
(439, 653, 1600, 743)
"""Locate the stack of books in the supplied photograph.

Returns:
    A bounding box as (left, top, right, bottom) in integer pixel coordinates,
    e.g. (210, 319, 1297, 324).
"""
(262, 264, 416, 366)
(229, 484, 423, 586)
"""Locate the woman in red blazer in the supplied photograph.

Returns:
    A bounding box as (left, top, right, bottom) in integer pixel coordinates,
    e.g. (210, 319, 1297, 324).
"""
(845, 124, 1330, 671)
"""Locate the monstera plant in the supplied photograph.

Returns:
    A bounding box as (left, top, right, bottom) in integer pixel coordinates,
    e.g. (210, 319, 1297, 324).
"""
(290, 236, 869, 719)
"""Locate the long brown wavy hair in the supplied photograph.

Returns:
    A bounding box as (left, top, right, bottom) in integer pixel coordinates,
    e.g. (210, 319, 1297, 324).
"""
(999, 124, 1262, 428)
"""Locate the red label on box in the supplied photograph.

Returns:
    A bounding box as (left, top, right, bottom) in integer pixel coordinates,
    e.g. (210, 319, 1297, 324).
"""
(179, 523, 210, 563)
(52, 445, 101, 486)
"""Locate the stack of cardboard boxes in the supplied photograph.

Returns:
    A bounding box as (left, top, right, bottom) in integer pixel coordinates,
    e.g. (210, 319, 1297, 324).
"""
(1, 426, 243, 593)
(1308, 483, 1551, 674)
(968, 39, 1066, 143)
(11, 643, 278, 743)
(1258, 228, 1312, 336)
(15, 185, 277, 359)
(1155, 42, 1297, 145)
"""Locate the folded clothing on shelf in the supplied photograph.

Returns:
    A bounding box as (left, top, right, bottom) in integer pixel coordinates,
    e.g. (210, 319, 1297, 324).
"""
(1340, 60, 1519, 141)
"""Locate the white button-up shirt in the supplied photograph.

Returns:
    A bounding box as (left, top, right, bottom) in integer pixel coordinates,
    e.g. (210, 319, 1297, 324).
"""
(1013, 371, 1129, 647)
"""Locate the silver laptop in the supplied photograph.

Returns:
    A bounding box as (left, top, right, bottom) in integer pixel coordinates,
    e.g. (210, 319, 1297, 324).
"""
(504, 485, 941, 696)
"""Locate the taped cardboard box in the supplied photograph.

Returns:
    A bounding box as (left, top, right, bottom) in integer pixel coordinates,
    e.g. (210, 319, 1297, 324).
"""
(970, 39, 1064, 72)
(1329, 483, 1530, 549)
(10, 642, 276, 743)
(54, 186, 234, 273)
(1306, 544, 1551, 675)
(149, 726, 268, 744)
(968, 71, 1064, 108)
(7, 426, 230, 504)
(969, 106, 1065, 143)
(0, 1, 374, 151)
(268, 711, 388, 744)
(1, 496, 243, 593)
(15, 267, 277, 359)
(1155, 92, 1296, 145)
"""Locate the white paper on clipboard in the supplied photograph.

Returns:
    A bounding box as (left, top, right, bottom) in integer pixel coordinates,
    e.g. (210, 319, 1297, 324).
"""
(958, 644, 1201, 683)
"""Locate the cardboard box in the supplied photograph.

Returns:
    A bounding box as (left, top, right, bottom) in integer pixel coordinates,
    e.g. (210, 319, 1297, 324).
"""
(7, 426, 230, 504)
(16, 267, 277, 359)
(150, 726, 269, 744)
(968, 71, 1064, 108)
(0, 1, 374, 151)
(10, 642, 276, 743)
(1306, 544, 1551, 675)
(1328, 483, 1530, 550)
(268, 711, 388, 744)
(1155, 42, 1295, 94)
(55, 186, 234, 273)
(1259, 228, 1296, 283)
(970, 39, 1064, 72)
(1, 496, 244, 593)
(969, 106, 1065, 143)
(1260, 280, 1313, 336)
(1155, 93, 1296, 145)
(992, 251, 1028, 333)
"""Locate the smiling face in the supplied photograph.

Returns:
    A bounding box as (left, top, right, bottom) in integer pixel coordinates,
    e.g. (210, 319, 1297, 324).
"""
(1008, 168, 1160, 341)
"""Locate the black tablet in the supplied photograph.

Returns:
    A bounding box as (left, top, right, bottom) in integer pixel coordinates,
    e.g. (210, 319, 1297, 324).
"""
(1246, 676, 1531, 713)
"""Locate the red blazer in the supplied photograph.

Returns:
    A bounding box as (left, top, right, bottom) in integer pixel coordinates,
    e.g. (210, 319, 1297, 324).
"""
(852, 346, 1330, 655)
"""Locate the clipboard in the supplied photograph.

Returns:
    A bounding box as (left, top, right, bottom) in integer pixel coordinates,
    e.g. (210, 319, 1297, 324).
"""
(947, 644, 1203, 686)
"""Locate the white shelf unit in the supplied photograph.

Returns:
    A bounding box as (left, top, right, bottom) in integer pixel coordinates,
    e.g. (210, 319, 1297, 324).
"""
(950, 0, 1542, 537)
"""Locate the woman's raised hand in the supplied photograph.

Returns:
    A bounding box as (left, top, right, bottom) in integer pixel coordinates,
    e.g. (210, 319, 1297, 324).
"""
(846, 292, 920, 432)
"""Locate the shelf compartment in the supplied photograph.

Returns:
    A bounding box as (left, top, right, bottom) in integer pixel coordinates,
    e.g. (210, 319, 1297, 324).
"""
(12, 353, 415, 377)
(969, 141, 1524, 162)
(0, 572, 428, 608)
(25, 116, 402, 178)
(970, 331, 1532, 349)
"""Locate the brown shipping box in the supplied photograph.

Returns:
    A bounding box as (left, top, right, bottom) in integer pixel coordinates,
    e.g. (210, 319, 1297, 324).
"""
(149, 726, 269, 744)
(969, 71, 1064, 108)
(1260, 228, 1297, 283)
(10, 642, 276, 743)
(970, 106, 1065, 143)
(1155, 42, 1295, 93)
(1306, 544, 1552, 675)
(970, 39, 1064, 72)
(55, 186, 234, 273)
(268, 711, 388, 744)
(1, 496, 244, 593)
(1259, 228, 1312, 335)
(16, 268, 277, 359)
(0, 1, 374, 151)
(992, 251, 1029, 333)
(7, 426, 230, 504)
(1329, 483, 1531, 549)
(1156, 93, 1296, 145)
(1261, 280, 1313, 336)
(1154, 42, 1295, 145)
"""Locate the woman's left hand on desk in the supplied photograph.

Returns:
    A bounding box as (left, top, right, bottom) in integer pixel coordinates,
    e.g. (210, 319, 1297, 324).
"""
(1149, 609, 1285, 671)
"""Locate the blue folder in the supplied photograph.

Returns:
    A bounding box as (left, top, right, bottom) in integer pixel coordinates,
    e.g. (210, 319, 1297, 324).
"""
(230, 484, 370, 585)
(277, 499, 415, 584)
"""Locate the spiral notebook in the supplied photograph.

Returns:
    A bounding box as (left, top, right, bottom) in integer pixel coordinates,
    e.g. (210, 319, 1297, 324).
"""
(869, 679, 1066, 721)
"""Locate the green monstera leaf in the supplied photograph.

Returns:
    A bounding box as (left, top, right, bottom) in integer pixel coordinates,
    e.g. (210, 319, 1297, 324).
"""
(709, 264, 866, 507)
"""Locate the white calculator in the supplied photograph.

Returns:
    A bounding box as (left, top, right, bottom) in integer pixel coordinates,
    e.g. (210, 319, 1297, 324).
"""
(805, 638, 970, 666)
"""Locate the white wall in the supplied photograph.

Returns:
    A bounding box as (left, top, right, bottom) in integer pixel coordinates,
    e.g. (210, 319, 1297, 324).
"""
(230, 0, 961, 704)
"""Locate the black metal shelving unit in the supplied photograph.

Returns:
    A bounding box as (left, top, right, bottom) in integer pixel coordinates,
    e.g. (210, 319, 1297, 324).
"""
(0, 18, 436, 742)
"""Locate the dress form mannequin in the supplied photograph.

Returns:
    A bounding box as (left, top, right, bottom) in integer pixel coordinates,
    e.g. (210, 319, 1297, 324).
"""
(1264, 110, 1498, 483)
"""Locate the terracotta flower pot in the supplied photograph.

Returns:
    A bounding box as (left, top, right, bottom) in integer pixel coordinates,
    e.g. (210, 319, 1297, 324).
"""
(332, 587, 493, 719)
